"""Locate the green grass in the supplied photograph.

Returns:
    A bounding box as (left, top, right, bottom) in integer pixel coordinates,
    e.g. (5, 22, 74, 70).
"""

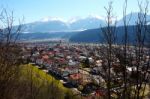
(18, 63, 81, 99)
(20, 63, 68, 92)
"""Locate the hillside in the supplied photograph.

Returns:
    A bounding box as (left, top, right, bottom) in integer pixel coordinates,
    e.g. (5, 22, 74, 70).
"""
(69, 25, 150, 44)
(18, 64, 79, 99)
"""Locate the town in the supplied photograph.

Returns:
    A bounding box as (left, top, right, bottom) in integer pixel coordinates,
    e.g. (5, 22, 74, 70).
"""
(21, 41, 150, 98)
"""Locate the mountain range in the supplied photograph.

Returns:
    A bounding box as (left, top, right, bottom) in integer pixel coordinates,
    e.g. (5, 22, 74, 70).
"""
(22, 15, 106, 33)
(21, 13, 150, 33)
(18, 13, 150, 43)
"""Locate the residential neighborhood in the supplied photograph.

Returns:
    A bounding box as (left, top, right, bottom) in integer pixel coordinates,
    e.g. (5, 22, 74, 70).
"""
(21, 42, 150, 98)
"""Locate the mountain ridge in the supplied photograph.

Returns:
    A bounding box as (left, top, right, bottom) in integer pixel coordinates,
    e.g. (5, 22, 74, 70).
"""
(22, 16, 106, 33)
(19, 12, 150, 33)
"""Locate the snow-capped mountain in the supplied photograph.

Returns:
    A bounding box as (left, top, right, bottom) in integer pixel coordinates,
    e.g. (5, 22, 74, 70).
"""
(20, 13, 150, 33)
(70, 15, 105, 30)
(24, 18, 69, 32)
(17, 13, 150, 42)
(117, 12, 150, 26)
(22, 15, 106, 32)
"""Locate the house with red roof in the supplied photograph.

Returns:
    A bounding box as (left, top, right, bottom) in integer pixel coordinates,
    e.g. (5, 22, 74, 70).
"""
(69, 73, 82, 86)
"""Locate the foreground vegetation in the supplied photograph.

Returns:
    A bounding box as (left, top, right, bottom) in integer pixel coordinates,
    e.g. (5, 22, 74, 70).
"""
(18, 64, 79, 99)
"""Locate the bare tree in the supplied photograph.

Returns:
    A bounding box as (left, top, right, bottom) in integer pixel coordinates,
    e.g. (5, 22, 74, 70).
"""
(115, 0, 150, 98)
(133, 0, 150, 98)
(100, 0, 150, 99)
(120, 0, 132, 98)
(0, 8, 23, 99)
(101, 1, 117, 99)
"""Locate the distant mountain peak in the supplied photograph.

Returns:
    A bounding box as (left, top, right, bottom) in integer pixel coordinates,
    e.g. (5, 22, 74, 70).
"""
(40, 17, 66, 22)
(117, 12, 150, 26)
(68, 17, 81, 23)
(67, 15, 104, 24)
(87, 14, 104, 20)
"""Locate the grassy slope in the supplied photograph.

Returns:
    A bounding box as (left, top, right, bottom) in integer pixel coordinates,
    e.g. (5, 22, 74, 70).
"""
(18, 64, 79, 99)
(20, 64, 68, 91)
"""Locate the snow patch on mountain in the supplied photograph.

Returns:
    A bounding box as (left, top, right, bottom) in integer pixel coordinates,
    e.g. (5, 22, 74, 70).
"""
(40, 17, 66, 22)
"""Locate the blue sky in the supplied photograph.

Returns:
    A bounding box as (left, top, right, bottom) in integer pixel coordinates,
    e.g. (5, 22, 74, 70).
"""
(1, 0, 148, 24)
